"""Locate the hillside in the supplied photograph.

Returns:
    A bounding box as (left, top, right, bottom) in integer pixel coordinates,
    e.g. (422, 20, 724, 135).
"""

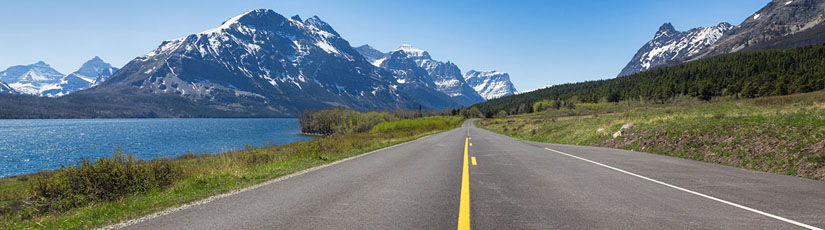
(473, 43, 825, 117)
(477, 90, 825, 181)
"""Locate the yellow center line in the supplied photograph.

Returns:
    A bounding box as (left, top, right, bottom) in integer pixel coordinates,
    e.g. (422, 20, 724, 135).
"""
(471, 157, 477, 166)
(458, 137, 470, 230)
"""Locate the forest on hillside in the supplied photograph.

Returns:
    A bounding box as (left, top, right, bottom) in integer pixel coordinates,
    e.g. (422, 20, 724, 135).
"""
(474, 43, 825, 117)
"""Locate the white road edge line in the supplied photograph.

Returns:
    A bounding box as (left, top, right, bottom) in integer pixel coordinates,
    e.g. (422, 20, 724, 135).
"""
(99, 133, 437, 230)
(544, 147, 822, 230)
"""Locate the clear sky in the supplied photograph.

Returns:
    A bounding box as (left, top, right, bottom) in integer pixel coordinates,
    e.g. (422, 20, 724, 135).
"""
(0, 0, 768, 92)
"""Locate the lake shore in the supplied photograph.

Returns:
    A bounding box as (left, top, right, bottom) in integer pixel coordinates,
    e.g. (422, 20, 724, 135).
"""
(0, 116, 464, 229)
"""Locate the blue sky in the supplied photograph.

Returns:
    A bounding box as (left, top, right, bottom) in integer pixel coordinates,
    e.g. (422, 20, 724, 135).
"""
(0, 0, 768, 91)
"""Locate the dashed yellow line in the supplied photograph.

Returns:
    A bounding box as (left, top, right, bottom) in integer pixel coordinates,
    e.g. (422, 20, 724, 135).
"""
(471, 157, 477, 166)
(458, 137, 470, 230)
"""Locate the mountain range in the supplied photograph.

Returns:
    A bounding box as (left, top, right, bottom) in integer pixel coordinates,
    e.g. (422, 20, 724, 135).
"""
(0, 9, 519, 118)
(0, 57, 118, 97)
(65, 9, 516, 117)
(620, 0, 825, 76)
(355, 44, 517, 102)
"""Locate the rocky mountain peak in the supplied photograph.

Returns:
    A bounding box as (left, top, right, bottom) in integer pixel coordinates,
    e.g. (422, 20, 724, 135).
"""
(304, 15, 340, 36)
(656, 23, 677, 37)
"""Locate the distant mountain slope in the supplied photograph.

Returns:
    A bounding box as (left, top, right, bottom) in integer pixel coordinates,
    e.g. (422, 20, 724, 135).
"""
(379, 46, 461, 108)
(618, 22, 732, 77)
(42, 57, 119, 97)
(82, 9, 451, 116)
(0, 61, 64, 95)
(463, 70, 518, 100)
(742, 20, 825, 51)
(387, 44, 484, 105)
(0, 80, 16, 94)
(690, 0, 825, 59)
(353, 45, 387, 66)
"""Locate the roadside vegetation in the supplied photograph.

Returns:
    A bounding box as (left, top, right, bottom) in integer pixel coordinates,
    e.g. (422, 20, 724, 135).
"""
(478, 91, 825, 181)
(0, 109, 464, 229)
(298, 106, 482, 136)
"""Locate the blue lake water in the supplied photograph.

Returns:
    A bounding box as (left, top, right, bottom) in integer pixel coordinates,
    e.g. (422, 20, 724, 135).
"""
(0, 118, 314, 178)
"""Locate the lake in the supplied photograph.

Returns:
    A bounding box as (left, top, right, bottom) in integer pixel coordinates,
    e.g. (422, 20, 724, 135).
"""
(0, 118, 314, 178)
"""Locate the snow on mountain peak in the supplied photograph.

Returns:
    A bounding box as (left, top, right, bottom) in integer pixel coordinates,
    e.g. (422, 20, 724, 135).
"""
(618, 22, 733, 77)
(395, 44, 430, 58)
(463, 70, 518, 100)
(197, 9, 254, 35)
(0, 61, 64, 95)
(304, 15, 340, 36)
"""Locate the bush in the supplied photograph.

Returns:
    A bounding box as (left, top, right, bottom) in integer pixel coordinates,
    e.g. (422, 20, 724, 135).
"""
(29, 150, 182, 214)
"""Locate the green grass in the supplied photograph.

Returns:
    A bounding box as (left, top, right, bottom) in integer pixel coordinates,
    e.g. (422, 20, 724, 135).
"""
(370, 116, 463, 133)
(0, 116, 463, 229)
(477, 91, 825, 181)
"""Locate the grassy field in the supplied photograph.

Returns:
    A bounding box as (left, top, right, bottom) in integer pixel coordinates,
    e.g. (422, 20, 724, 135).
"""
(0, 116, 463, 229)
(477, 92, 825, 181)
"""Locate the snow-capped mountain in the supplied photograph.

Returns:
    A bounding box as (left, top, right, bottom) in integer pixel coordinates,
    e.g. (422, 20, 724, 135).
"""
(463, 70, 518, 100)
(618, 22, 733, 77)
(0, 57, 119, 97)
(41, 56, 119, 97)
(0, 61, 64, 95)
(371, 44, 484, 106)
(85, 9, 449, 116)
(691, 0, 825, 59)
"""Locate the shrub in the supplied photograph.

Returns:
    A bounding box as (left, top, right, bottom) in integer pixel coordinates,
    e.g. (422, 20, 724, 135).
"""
(29, 150, 182, 214)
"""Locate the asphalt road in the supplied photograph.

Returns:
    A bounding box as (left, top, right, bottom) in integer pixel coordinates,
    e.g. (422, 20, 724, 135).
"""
(124, 120, 825, 229)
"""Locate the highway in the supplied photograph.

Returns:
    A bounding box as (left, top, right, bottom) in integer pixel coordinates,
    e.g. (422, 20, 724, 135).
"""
(123, 120, 825, 229)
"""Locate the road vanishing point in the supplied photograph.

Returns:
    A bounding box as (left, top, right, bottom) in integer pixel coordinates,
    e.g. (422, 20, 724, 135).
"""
(123, 120, 825, 230)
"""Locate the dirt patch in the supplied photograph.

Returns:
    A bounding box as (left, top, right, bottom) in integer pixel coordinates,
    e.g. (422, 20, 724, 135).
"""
(596, 125, 825, 181)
